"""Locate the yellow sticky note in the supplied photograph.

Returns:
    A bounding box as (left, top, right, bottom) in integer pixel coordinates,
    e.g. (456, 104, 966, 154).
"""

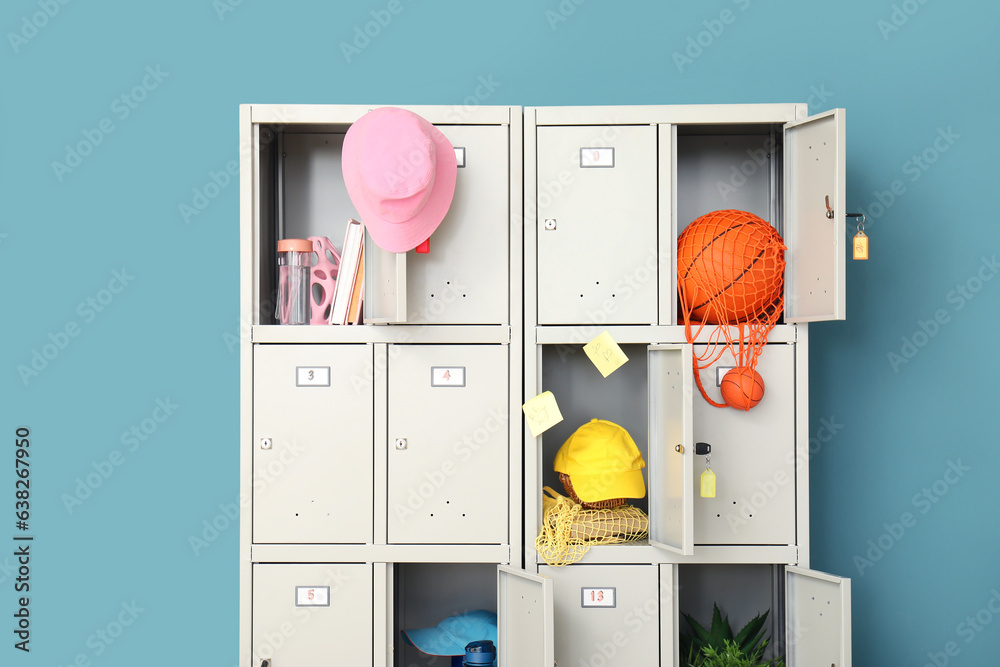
(522, 391, 563, 437)
(583, 331, 629, 378)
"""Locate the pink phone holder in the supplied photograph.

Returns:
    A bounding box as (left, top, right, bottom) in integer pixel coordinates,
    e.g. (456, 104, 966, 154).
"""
(307, 236, 340, 325)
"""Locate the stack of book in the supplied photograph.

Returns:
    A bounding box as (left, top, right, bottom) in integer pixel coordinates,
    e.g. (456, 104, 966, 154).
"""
(329, 218, 365, 325)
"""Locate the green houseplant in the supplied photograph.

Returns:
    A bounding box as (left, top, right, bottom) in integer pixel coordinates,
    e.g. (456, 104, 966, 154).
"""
(680, 603, 783, 667)
(699, 639, 785, 667)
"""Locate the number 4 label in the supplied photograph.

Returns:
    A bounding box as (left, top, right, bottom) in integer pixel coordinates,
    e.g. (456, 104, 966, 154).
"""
(581, 587, 616, 608)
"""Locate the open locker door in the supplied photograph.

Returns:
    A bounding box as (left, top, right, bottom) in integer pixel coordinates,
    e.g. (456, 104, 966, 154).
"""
(497, 566, 553, 667)
(364, 235, 407, 323)
(647, 345, 694, 555)
(783, 109, 846, 322)
(786, 566, 852, 667)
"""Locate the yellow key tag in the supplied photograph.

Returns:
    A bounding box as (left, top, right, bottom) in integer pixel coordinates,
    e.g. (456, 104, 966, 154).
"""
(700, 468, 716, 498)
(853, 231, 869, 260)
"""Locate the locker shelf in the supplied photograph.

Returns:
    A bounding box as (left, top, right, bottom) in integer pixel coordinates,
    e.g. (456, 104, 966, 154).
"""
(251, 543, 512, 565)
(533, 324, 797, 345)
(252, 323, 512, 344)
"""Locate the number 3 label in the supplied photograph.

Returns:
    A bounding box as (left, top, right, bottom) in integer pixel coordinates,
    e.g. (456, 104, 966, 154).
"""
(581, 587, 616, 608)
(296, 367, 331, 387)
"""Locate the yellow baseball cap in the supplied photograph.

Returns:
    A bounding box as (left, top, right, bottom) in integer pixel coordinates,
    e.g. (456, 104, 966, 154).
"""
(553, 419, 646, 502)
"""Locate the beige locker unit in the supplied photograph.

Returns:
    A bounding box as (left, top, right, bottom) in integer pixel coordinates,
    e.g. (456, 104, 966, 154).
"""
(252, 563, 374, 666)
(253, 344, 374, 544)
(401, 124, 511, 325)
(251, 107, 515, 327)
(241, 102, 851, 667)
(536, 125, 659, 325)
(539, 564, 678, 667)
(529, 106, 846, 327)
(535, 343, 694, 556)
(385, 563, 554, 667)
(522, 104, 852, 667)
(386, 344, 509, 544)
(690, 344, 796, 546)
(241, 103, 524, 667)
(677, 564, 851, 667)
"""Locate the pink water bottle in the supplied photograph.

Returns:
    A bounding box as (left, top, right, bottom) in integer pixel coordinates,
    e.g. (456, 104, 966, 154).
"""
(276, 239, 312, 325)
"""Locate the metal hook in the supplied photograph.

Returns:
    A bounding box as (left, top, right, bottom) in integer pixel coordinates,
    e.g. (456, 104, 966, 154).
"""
(847, 212, 865, 233)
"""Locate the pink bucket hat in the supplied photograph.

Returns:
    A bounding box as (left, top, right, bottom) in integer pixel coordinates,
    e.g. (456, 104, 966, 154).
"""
(342, 107, 457, 253)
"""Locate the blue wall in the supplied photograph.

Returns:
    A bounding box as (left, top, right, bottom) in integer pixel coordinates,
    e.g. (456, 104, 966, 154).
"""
(3, 1, 997, 665)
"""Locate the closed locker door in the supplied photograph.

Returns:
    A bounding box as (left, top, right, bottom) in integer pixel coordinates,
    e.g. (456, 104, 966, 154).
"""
(253, 344, 374, 544)
(691, 344, 795, 545)
(540, 564, 662, 666)
(252, 563, 373, 666)
(387, 344, 508, 544)
(536, 125, 658, 325)
(405, 124, 510, 325)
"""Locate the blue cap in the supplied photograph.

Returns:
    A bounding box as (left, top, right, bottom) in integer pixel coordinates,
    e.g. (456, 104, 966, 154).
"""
(402, 610, 497, 657)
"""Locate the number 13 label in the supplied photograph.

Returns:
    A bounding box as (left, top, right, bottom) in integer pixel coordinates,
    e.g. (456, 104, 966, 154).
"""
(581, 587, 616, 608)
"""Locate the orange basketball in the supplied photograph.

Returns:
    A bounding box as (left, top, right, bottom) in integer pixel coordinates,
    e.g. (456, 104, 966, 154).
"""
(677, 210, 786, 324)
(720, 366, 765, 411)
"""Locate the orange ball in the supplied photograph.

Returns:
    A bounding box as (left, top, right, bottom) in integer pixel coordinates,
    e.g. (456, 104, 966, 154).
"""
(677, 210, 785, 324)
(720, 367, 765, 411)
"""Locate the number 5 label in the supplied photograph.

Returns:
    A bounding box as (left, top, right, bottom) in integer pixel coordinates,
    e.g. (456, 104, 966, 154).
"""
(295, 586, 330, 607)
(581, 587, 616, 608)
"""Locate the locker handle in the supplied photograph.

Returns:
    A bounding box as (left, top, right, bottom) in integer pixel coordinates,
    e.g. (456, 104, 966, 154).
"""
(675, 444, 684, 454)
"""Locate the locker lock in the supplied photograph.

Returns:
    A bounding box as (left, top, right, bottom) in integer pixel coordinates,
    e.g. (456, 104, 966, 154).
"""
(395, 438, 408, 450)
(544, 218, 557, 230)
(260, 660, 271, 667)
(695, 442, 712, 456)
(260, 438, 272, 450)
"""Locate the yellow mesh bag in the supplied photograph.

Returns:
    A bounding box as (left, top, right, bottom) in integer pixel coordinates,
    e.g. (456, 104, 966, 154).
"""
(535, 487, 649, 567)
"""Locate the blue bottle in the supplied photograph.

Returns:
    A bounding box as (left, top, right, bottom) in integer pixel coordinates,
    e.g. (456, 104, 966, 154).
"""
(464, 640, 497, 666)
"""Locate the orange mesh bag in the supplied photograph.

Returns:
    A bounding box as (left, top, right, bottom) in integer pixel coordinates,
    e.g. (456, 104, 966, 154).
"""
(677, 210, 786, 410)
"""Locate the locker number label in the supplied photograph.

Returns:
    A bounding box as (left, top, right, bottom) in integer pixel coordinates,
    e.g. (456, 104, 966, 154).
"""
(296, 367, 331, 387)
(295, 586, 330, 607)
(581, 587, 616, 608)
(580, 147, 614, 168)
(431, 366, 466, 387)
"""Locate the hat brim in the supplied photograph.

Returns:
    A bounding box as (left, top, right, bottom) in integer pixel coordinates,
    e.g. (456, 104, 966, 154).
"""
(342, 108, 458, 253)
(568, 468, 646, 503)
(402, 610, 497, 657)
(402, 626, 467, 657)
